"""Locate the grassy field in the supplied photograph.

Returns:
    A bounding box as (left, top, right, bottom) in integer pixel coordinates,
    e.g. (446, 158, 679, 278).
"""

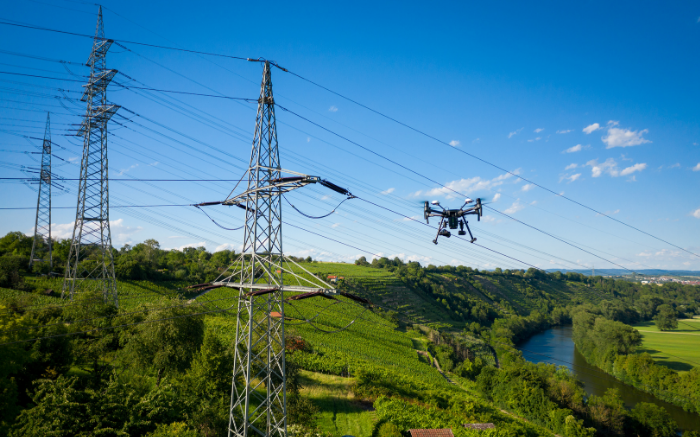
(299, 371, 377, 437)
(632, 319, 700, 372)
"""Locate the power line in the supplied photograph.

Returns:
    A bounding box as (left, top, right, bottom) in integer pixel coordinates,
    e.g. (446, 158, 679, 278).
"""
(280, 68, 699, 260)
(0, 20, 252, 61)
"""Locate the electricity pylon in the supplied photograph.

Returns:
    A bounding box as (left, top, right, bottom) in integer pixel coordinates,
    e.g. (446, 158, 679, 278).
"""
(207, 61, 338, 437)
(63, 6, 120, 305)
(29, 113, 53, 271)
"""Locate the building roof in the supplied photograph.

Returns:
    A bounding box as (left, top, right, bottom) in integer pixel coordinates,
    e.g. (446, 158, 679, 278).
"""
(408, 429, 454, 437)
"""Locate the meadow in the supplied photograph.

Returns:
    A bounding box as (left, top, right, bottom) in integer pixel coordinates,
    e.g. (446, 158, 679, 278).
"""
(631, 319, 700, 373)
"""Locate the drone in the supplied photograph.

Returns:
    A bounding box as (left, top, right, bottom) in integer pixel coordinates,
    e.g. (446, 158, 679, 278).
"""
(424, 198, 482, 245)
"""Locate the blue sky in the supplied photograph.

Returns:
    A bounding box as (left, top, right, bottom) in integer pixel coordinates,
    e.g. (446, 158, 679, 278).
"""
(1, 0, 699, 271)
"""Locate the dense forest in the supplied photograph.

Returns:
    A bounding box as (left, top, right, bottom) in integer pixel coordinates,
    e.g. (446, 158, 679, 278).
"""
(1, 232, 699, 437)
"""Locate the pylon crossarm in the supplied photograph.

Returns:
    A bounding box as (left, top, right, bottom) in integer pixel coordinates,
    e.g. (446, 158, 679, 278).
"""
(223, 176, 320, 206)
(210, 283, 334, 294)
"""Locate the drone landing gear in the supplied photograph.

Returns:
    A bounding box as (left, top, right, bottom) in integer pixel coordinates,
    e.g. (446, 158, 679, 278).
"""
(459, 219, 477, 243)
(433, 218, 451, 244)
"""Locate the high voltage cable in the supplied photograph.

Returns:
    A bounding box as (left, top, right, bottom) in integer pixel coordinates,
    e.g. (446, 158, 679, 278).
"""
(2, 16, 695, 260)
(278, 70, 699, 260)
(0, 20, 253, 60)
(0, 70, 256, 101)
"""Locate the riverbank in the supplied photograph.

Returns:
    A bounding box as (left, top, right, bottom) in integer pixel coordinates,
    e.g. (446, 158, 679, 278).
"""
(517, 326, 700, 433)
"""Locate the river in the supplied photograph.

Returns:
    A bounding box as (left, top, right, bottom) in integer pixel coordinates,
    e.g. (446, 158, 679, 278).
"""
(515, 325, 700, 432)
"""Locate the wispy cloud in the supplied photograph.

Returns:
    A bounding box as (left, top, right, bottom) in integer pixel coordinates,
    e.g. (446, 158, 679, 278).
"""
(693, 163, 700, 172)
(117, 164, 139, 176)
(565, 163, 578, 170)
(449, 140, 460, 147)
(331, 223, 341, 228)
(534, 128, 544, 133)
(602, 121, 651, 149)
(504, 199, 525, 214)
(521, 183, 535, 192)
(380, 187, 395, 195)
(527, 137, 541, 143)
(419, 171, 519, 199)
(174, 242, 206, 251)
(566, 173, 581, 183)
(620, 163, 647, 176)
(215, 243, 236, 252)
(693, 208, 700, 219)
(492, 193, 501, 202)
(586, 158, 647, 178)
(556, 129, 572, 134)
(583, 123, 601, 134)
(508, 128, 524, 139)
(328, 106, 338, 112)
(564, 144, 588, 153)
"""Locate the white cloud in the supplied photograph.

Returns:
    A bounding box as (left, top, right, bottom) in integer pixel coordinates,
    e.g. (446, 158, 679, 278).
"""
(116, 163, 139, 176)
(587, 158, 617, 177)
(472, 138, 481, 143)
(149, 161, 159, 167)
(564, 144, 587, 153)
(620, 163, 647, 176)
(565, 163, 578, 170)
(567, 173, 581, 183)
(693, 163, 700, 171)
(504, 199, 525, 214)
(693, 208, 700, 219)
(306, 137, 311, 143)
(521, 183, 535, 192)
(583, 123, 601, 134)
(380, 187, 395, 195)
(110, 218, 144, 244)
(508, 128, 524, 139)
(50, 219, 142, 245)
(527, 137, 541, 143)
(492, 193, 501, 202)
(602, 124, 650, 149)
(320, 195, 331, 201)
(328, 106, 338, 112)
(215, 243, 236, 252)
(423, 171, 517, 199)
(534, 128, 544, 133)
(449, 140, 460, 147)
(556, 129, 572, 134)
(175, 242, 206, 251)
(586, 158, 647, 178)
(331, 223, 341, 228)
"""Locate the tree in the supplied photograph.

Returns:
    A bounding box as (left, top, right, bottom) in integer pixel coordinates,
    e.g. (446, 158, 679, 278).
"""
(592, 317, 642, 355)
(654, 304, 678, 331)
(628, 402, 677, 437)
(122, 298, 205, 385)
(355, 256, 369, 266)
(0, 306, 32, 435)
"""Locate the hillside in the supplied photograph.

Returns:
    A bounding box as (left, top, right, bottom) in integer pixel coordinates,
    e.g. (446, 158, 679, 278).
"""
(3, 243, 699, 436)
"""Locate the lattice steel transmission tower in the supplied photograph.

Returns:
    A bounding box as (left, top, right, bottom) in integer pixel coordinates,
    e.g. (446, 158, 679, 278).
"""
(201, 61, 346, 437)
(63, 6, 120, 305)
(29, 113, 53, 271)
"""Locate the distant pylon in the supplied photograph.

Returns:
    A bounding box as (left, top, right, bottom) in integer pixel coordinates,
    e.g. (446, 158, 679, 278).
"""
(63, 6, 120, 305)
(29, 113, 53, 271)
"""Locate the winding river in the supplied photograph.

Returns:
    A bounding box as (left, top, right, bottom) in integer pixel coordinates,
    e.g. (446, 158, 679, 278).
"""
(516, 326, 700, 432)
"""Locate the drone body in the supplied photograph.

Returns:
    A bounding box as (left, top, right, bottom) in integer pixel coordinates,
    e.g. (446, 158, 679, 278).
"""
(424, 198, 482, 244)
